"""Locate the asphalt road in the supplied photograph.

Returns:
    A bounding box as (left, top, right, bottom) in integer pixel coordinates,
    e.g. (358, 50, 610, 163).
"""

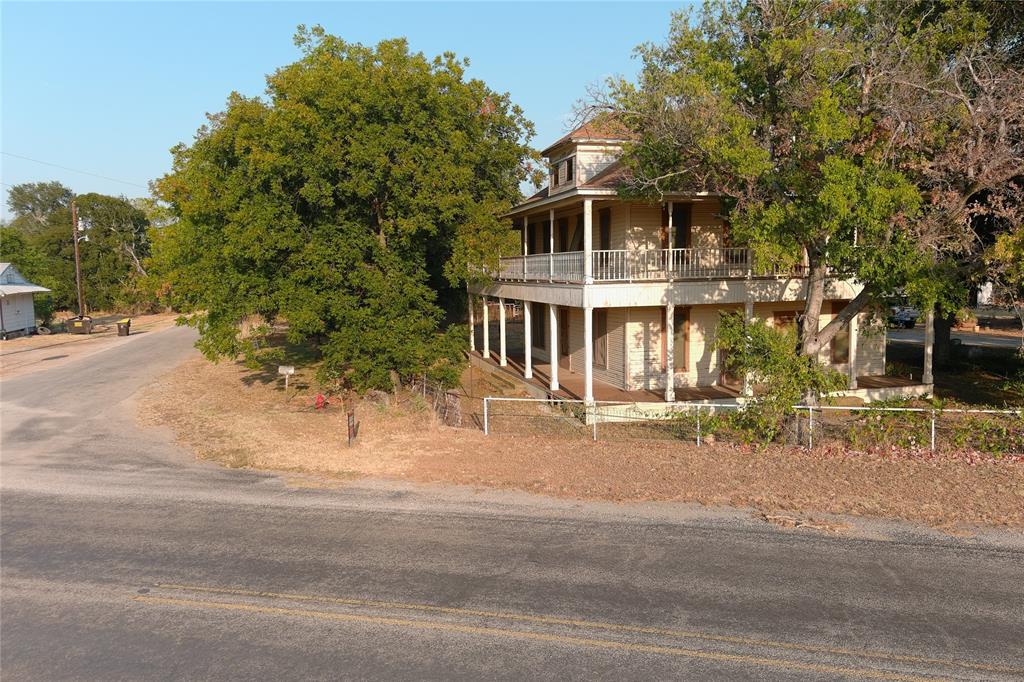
(888, 327, 1023, 350)
(2, 327, 1024, 680)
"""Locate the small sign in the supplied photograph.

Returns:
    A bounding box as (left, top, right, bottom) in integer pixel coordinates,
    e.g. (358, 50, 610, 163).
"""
(278, 365, 295, 391)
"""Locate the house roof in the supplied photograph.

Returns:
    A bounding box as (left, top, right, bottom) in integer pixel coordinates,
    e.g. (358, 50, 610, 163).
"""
(540, 116, 634, 157)
(520, 186, 550, 204)
(579, 160, 631, 190)
(0, 262, 50, 295)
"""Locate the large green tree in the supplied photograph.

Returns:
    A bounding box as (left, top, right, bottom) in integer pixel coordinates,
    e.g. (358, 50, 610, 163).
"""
(154, 27, 535, 391)
(5, 181, 73, 236)
(2, 184, 153, 312)
(599, 0, 1022, 364)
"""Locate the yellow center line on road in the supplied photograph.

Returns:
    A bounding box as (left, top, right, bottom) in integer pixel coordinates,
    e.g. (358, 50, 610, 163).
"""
(156, 582, 1020, 676)
(133, 594, 940, 682)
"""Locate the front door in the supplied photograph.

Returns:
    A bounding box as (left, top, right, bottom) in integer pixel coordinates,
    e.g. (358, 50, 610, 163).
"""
(559, 309, 570, 369)
(719, 347, 741, 388)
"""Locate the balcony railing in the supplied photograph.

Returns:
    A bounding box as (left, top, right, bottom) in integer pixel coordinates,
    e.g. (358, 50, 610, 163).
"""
(495, 248, 806, 283)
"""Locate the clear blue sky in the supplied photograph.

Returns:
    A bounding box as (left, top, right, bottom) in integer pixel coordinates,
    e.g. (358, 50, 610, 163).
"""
(1, 1, 686, 220)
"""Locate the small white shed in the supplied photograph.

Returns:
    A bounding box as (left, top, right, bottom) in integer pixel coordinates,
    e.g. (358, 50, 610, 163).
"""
(0, 262, 50, 338)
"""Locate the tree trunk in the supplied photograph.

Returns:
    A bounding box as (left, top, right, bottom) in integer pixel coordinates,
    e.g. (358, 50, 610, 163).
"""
(799, 246, 827, 357)
(933, 312, 955, 368)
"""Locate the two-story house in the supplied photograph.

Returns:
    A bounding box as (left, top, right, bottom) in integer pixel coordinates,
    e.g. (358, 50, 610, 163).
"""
(468, 120, 934, 409)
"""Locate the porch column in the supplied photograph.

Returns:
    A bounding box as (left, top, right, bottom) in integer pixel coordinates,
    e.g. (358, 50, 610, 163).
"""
(548, 208, 555, 282)
(583, 199, 594, 284)
(847, 312, 859, 390)
(667, 201, 674, 282)
(664, 302, 676, 403)
(468, 292, 476, 353)
(523, 300, 533, 379)
(548, 303, 559, 391)
(584, 306, 595, 403)
(482, 297, 490, 359)
(923, 306, 935, 385)
(498, 297, 507, 366)
(742, 300, 754, 397)
(522, 216, 528, 256)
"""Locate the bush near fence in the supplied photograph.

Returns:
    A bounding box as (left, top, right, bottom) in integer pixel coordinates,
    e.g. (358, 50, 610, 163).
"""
(480, 397, 1024, 456)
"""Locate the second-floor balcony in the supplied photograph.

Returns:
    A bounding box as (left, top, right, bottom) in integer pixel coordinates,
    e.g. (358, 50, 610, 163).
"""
(495, 247, 806, 284)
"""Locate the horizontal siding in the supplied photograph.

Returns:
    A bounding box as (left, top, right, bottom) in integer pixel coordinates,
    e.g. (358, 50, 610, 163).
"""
(563, 307, 626, 390)
(576, 146, 619, 185)
(626, 306, 663, 390)
(1, 293, 36, 332)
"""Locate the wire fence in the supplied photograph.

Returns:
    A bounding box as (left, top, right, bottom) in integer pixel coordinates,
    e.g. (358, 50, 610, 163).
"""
(480, 396, 1024, 455)
(406, 377, 463, 427)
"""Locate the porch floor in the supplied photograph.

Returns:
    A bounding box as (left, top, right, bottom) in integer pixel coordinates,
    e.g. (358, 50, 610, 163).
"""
(474, 349, 741, 403)
(854, 375, 920, 389)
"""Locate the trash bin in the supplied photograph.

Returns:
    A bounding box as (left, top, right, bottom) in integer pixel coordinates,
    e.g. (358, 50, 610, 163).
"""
(67, 316, 93, 334)
(117, 318, 131, 336)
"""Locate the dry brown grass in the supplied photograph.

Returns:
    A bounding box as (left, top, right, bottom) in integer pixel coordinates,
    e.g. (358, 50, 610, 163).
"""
(138, 355, 1024, 531)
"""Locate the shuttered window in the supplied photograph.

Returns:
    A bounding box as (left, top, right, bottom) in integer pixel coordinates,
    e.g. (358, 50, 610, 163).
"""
(593, 309, 608, 369)
(831, 300, 850, 364)
(531, 302, 546, 347)
(599, 208, 611, 250)
(673, 203, 692, 249)
(674, 307, 690, 372)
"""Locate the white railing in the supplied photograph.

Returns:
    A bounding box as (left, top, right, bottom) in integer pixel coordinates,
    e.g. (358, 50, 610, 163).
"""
(495, 248, 806, 282)
(496, 248, 805, 283)
(498, 251, 586, 283)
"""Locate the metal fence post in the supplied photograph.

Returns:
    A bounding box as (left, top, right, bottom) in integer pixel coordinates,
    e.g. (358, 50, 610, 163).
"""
(483, 397, 489, 436)
(930, 409, 936, 452)
(807, 407, 814, 450)
(696, 410, 702, 447)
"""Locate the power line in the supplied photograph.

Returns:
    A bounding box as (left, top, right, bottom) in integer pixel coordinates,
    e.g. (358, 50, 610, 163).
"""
(1, 152, 149, 189)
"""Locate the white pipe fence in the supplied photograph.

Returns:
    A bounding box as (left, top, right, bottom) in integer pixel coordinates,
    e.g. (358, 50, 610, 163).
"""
(481, 396, 1024, 453)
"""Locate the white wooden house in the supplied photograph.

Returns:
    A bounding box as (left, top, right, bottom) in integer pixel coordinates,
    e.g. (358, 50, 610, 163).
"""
(468, 121, 935, 408)
(0, 263, 50, 339)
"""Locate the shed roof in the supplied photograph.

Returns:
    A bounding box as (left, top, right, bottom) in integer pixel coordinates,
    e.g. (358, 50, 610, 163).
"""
(0, 263, 50, 295)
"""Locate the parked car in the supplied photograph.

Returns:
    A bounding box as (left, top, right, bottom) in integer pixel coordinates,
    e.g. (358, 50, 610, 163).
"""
(888, 306, 919, 329)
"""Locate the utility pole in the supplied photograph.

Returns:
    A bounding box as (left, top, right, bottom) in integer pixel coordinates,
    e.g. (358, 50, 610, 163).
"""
(71, 199, 85, 318)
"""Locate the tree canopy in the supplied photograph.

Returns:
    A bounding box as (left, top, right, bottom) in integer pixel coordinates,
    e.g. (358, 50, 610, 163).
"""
(598, 0, 1023, 362)
(153, 27, 536, 391)
(1, 182, 153, 314)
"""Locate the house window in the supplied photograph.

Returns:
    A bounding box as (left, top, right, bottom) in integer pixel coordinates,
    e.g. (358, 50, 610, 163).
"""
(673, 203, 692, 249)
(674, 307, 690, 372)
(599, 208, 611, 250)
(531, 302, 546, 348)
(551, 157, 575, 187)
(774, 310, 798, 331)
(831, 300, 850, 364)
(662, 307, 690, 372)
(593, 309, 608, 369)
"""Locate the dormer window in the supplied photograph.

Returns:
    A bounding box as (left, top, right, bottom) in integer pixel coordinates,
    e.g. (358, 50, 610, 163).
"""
(551, 156, 575, 188)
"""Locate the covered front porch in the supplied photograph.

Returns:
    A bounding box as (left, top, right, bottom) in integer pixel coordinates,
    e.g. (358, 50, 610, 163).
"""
(467, 295, 938, 407)
(470, 346, 741, 404)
